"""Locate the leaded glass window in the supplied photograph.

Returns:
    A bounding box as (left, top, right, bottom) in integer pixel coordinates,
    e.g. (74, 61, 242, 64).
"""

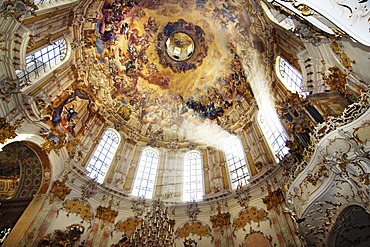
(131, 148, 159, 199)
(278, 56, 308, 97)
(16, 38, 67, 87)
(224, 138, 250, 189)
(183, 151, 203, 202)
(258, 110, 289, 160)
(86, 129, 120, 183)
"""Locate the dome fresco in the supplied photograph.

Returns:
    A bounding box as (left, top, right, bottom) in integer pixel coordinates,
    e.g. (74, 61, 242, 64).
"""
(79, 0, 261, 142)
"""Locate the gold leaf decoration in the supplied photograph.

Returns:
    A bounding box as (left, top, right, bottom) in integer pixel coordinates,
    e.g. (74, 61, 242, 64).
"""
(175, 221, 213, 241)
(233, 207, 271, 233)
(63, 199, 94, 222)
(50, 180, 72, 201)
(0, 117, 23, 144)
(96, 205, 118, 223)
(115, 217, 143, 237)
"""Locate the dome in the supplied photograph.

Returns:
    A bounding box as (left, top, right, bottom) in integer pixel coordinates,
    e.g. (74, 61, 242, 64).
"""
(1, 0, 370, 246)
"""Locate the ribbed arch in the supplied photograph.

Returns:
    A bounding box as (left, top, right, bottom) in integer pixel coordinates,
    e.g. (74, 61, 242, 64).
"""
(86, 128, 120, 184)
(224, 137, 250, 189)
(182, 150, 203, 202)
(131, 147, 159, 199)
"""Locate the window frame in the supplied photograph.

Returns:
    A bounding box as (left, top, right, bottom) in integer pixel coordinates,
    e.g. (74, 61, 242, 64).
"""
(182, 150, 204, 202)
(131, 147, 160, 199)
(224, 137, 250, 189)
(275, 56, 308, 97)
(86, 128, 120, 184)
(257, 110, 289, 161)
(16, 38, 68, 87)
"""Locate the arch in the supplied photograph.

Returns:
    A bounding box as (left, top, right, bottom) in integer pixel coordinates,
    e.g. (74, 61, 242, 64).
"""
(257, 110, 289, 160)
(275, 56, 308, 97)
(328, 205, 370, 247)
(16, 38, 69, 88)
(182, 150, 204, 202)
(224, 137, 250, 189)
(131, 147, 159, 199)
(0, 141, 48, 244)
(86, 128, 121, 184)
(242, 232, 271, 247)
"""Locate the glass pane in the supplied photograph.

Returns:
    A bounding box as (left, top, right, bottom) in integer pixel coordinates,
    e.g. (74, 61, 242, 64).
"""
(224, 138, 250, 189)
(278, 57, 308, 97)
(182, 151, 203, 201)
(258, 110, 289, 160)
(17, 38, 68, 87)
(131, 148, 159, 199)
(86, 129, 120, 183)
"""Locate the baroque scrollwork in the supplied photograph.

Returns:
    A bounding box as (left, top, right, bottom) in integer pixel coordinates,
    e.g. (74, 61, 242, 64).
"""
(62, 199, 94, 222)
(185, 200, 201, 221)
(39, 224, 85, 247)
(41, 130, 67, 155)
(233, 207, 271, 234)
(81, 179, 98, 201)
(306, 164, 329, 186)
(175, 221, 213, 242)
(131, 196, 148, 217)
(330, 40, 354, 70)
(50, 180, 72, 201)
(0, 117, 23, 144)
(96, 205, 118, 223)
(0, 76, 19, 101)
(234, 184, 251, 208)
(283, 86, 370, 183)
(294, 24, 330, 46)
(210, 202, 231, 231)
(321, 66, 349, 96)
(262, 183, 285, 211)
(115, 217, 143, 237)
(0, 0, 38, 21)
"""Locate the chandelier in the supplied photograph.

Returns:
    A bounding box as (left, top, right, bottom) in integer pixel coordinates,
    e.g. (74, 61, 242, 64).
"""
(129, 198, 176, 247)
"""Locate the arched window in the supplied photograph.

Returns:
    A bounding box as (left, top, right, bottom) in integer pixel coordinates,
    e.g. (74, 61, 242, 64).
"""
(276, 56, 308, 97)
(183, 151, 203, 202)
(257, 110, 289, 160)
(224, 137, 250, 189)
(86, 129, 120, 184)
(16, 38, 67, 87)
(131, 148, 159, 199)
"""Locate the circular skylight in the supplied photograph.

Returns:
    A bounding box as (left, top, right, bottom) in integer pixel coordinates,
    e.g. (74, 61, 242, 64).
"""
(165, 32, 195, 61)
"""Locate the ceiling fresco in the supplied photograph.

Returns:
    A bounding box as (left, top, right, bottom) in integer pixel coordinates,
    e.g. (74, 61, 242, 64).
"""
(80, 0, 264, 138)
